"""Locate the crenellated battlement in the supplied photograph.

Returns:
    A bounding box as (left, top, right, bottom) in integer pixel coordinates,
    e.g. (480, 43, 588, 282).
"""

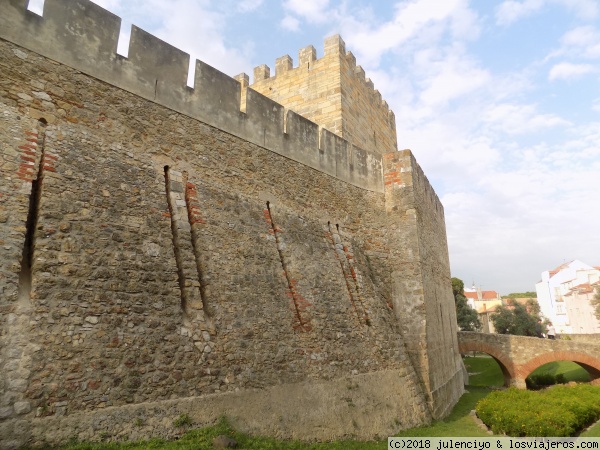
(265, 35, 392, 116)
(247, 35, 398, 156)
(0, 0, 383, 192)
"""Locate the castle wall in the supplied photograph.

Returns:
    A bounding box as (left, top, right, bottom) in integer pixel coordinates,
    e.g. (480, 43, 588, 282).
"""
(0, 36, 431, 446)
(383, 151, 464, 419)
(411, 159, 464, 419)
(249, 35, 397, 156)
(0, 0, 463, 445)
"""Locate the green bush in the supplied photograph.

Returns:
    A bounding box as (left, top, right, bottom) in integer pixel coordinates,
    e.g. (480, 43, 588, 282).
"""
(526, 373, 566, 389)
(476, 385, 600, 436)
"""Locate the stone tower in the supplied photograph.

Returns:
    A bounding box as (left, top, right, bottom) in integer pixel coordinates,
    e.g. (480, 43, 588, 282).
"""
(238, 35, 397, 156)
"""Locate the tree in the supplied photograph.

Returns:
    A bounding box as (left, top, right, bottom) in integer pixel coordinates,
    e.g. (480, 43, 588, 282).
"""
(525, 298, 541, 316)
(490, 302, 541, 336)
(452, 277, 481, 331)
(592, 286, 600, 321)
(502, 292, 537, 299)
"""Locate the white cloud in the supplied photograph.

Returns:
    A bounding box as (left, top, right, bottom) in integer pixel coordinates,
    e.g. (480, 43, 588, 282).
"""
(483, 103, 569, 134)
(495, 0, 545, 26)
(283, 0, 330, 24)
(419, 59, 490, 107)
(548, 62, 597, 80)
(560, 0, 599, 19)
(236, 0, 264, 13)
(342, 0, 478, 67)
(496, 0, 599, 26)
(558, 26, 600, 59)
(561, 25, 598, 46)
(280, 15, 301, 32)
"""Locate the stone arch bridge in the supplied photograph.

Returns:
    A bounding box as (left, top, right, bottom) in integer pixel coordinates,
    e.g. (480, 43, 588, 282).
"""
(457, 332, 600, 388)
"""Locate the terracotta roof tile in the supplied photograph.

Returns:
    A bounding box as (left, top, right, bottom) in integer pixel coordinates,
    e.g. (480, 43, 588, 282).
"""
(549, 261, 572, 278)
(464, 290, 499, 300)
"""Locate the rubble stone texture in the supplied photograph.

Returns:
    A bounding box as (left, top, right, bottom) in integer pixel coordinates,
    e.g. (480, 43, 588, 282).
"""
(0, 0, 464, 447)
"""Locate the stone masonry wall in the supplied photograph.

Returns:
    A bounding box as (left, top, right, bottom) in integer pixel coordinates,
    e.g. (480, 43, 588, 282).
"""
(249, 35, 397, 156)
(0, 0, 464, 446)
(410, 154, 463, 419)
(382, 151, 464, 419)
(0, 37, 433, 446)
(0, 105, 46, 422)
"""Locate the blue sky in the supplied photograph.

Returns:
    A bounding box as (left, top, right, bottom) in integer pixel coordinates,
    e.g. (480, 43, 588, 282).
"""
(29, 0, 600, 294)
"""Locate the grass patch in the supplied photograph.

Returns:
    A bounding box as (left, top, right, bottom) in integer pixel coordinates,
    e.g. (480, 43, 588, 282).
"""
(582, 420, 600, 437)
(395, 386, 491, 437)
(463, 354, 504, 387)
(37, 415, 384, 450)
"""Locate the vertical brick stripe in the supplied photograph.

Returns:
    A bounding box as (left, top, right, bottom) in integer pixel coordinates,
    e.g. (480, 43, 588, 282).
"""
(16, 131, 39, 182)
(264, 204, 312, 332)
(324, 224, 365, 326)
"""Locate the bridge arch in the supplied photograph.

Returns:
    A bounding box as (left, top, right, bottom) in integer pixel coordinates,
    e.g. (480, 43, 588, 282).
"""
(458, 340, 515, 387)
(518, 351, 600, 382)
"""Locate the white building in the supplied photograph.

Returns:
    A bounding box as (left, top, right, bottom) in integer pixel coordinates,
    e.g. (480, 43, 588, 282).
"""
(535, 260, 600, 334)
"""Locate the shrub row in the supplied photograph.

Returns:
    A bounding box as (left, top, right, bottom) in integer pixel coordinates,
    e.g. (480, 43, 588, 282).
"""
(476, 384, 600, 436)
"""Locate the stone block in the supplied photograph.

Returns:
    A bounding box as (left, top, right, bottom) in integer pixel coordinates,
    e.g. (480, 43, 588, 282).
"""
(0, 406, 13, 419)
(14, 401, 31, 415)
